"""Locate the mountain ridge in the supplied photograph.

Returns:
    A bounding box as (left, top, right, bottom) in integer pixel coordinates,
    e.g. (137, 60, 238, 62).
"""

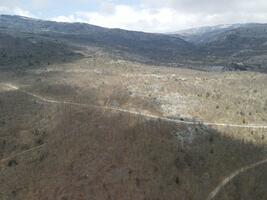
(0, 14, 197, 67)
(1, 15, 267, 72)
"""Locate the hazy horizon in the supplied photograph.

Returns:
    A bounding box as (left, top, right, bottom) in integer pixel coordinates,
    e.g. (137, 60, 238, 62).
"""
(1, 0, 267, 33)
(3, 14, 266, 34)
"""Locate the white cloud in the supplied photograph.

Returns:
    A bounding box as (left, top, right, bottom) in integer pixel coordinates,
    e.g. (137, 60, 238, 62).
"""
(51, 4, 267, 33)
(2, 1, 267, 32)
(52, 5, 199, 32)
(0, 6, 34, 17)
(142, 0, 267, 14)
(12, 8, 33, 17)
(53, 15, 86, 23)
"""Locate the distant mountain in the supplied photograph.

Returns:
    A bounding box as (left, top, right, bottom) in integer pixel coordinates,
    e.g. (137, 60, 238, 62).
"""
(0, 31, 81, 69)
(1, 15, 267, 72)
(173, 23, 267, 72)
(175, 24, 245, 44)
(0, 15, 196, 67)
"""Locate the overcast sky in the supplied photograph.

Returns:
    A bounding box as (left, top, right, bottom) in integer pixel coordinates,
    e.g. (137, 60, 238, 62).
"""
(1, 0, 267, 32)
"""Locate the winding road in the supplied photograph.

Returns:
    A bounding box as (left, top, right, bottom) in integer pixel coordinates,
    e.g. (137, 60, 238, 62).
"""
(1, 83, 267, 200)
(5, 83, 267, 129)
(206, 158, 267, 200)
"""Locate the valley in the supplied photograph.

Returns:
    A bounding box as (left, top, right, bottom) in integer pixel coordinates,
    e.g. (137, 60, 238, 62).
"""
(0, 15, 266, 200)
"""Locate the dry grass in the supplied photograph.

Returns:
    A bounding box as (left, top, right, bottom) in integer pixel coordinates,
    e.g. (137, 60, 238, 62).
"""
(0, 55, 266, 200)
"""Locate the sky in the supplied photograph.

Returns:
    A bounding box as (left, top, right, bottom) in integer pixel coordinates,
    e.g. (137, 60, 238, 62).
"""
(1, 0, 267, 33)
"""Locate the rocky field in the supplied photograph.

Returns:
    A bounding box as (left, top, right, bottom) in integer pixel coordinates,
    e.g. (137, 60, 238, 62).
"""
(0, 54, 266, 200)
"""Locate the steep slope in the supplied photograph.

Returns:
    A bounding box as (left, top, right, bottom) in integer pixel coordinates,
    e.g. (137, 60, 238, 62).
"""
(0, 31, 82, 69)
(198, 24, 267, 52)
(176, 23, 267, 72)
(176, 24, 246, 44)
(0, 15, 196, 66)
(1, 15, 267, 72)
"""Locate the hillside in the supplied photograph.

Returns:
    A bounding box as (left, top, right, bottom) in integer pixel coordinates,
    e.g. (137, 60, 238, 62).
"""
(0, 15, 267, 200)
(1, 57, 267, 200)
(0, 31, 82, 69)
(176, 23, 267, 72)
(176, 24, 247, 44)
(0, 15, 196, 67)
(1, 15, 267, 72)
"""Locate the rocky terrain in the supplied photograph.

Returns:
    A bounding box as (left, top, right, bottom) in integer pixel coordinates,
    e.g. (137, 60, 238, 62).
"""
(176, 23, 267, 72)
(0, 15, 266, 200)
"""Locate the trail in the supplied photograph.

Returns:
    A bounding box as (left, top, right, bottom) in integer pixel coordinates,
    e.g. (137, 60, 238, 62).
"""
(0, 144, 46, 164)
(5, 83, 267, 129)
(206, 158, 267, 200)
(1, 83, 267, 164)
(1, 83, 267, 196)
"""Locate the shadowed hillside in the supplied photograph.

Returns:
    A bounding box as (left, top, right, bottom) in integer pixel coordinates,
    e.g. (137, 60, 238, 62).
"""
(0, 67, 266, 199)
(0, 14, 267, 200)
(0, 15, 197, 67)
(0, 31, 82, 69)
(1, 15, 267, 72)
